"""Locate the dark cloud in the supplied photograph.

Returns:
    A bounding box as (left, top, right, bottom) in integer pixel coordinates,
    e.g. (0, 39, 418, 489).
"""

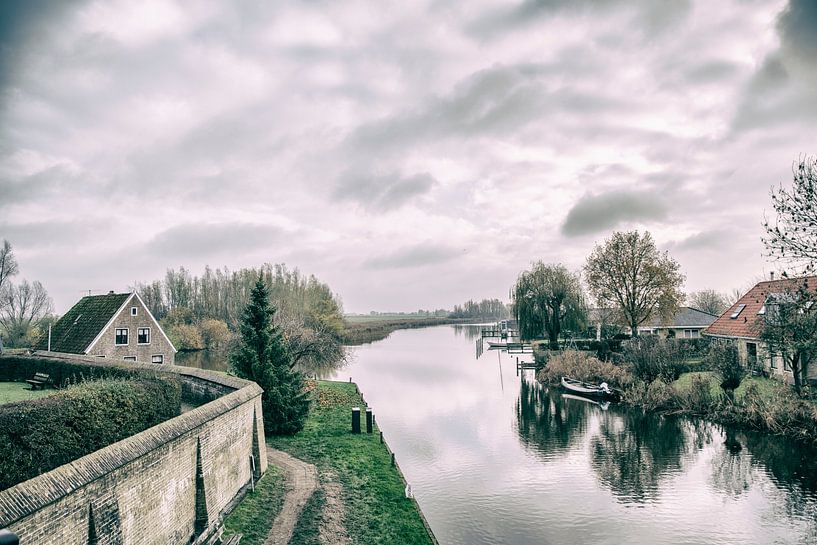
(332, 172, 436, 212)
(777, 0, 817, 63)
(665, 230, 730, 252)
(365, 244, 462, 269)
(561, 190, 668, 237)
(348, 63, 627, 152)
(149, 223, 282, 259)
(469, 0, 691, 39)
(0, 220, 97, 248)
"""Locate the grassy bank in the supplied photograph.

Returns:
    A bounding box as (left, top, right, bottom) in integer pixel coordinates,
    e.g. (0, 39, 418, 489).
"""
(538, 350, 817, 445)
(270, 381, 435, 545)
(222, 467, 287, 545)
(341, 316, 475, 345)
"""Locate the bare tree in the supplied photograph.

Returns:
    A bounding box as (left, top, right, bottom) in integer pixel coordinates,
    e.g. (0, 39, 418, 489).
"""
(0, 239, 19, 299)
(763, 156, 817, 272)
(688, 290, 729, 315)
(0, 280, 53, 347)
(584, 231, 685, 338)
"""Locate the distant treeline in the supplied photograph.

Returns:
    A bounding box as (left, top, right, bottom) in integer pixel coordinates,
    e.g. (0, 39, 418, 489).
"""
(449, 298, 510, 320)
(134, 263, 345, 370)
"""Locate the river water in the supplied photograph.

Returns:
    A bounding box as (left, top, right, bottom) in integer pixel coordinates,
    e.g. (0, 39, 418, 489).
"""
(179, 325, 817, 544)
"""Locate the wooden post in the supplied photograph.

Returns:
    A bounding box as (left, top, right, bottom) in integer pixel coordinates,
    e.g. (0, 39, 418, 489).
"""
(365, 408, 373, 433)
(380, 431, 384, 444)
(351, 407, 361, 433)
(391, 452, 395, 466)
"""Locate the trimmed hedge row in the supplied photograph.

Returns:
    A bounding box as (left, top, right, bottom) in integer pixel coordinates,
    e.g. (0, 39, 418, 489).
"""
(0, 356, 139, 386)
(0, 377, 181, 490)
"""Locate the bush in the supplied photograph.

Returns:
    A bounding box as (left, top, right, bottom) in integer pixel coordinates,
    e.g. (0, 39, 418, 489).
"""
(706, 342, 745, 394)
(0, 377, 181, 490)
(623, 337, 686, 383)
(537, 350, 633, 389)
(0, 356, 138, 386)
(623, 379, 676, 411)
(168, 323, 204, 351)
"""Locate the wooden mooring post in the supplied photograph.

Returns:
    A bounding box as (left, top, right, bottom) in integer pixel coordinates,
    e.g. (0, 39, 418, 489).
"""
(366, 408, 373, 433)
(352, 407, 361, 433)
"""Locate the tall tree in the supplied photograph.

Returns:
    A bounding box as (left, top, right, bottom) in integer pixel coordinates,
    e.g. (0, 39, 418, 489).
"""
(584, 231, 685, 338)
(763, 156, 817, 271)
(230, 278, 310, 435)
(0, 280, 53, 347)
(511, 262, 586, 348)
(688, 289, 729, 316)
(759, 280, 817, 394)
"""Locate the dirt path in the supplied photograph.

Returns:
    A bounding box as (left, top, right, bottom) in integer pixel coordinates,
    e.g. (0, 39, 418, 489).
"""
(264, 447, 319, 545)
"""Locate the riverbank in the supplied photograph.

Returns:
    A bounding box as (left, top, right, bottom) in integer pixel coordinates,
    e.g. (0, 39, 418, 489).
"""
(341, 316, 477, 345)
(537, 351, 817, 447)
(224, 380, 435, 545)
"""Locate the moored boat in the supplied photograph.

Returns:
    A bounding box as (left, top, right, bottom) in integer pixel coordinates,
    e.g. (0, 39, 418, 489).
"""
(560, 376, 617, 400)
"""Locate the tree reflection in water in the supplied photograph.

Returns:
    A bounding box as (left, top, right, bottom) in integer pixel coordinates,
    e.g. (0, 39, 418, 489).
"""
(516, 378, 589, 457)
(590, 410, 697, 503)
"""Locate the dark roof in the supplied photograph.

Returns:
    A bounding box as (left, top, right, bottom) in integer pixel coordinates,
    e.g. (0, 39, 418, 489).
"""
(704, 276, 817, 339)
(642, 307, 718, 329)
(589, 307, 717, 328)
(36, 293, 131, 353)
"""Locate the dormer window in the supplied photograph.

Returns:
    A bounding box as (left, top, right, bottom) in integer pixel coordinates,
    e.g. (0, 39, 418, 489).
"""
(758, 305, 766, 315)
(730, 304, 746, 319)
(131, 307, 138, 316)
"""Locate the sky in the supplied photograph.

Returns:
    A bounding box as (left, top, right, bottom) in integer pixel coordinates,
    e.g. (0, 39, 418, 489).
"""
(1, 0, 816, 314)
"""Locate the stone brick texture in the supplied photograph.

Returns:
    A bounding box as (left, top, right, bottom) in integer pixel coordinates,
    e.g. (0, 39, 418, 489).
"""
(0, 354, 268, 545)
(88, 295, 176, 365)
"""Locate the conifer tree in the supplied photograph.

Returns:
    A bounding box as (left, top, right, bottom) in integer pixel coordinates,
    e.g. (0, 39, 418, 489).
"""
(230, 277, 309, 434)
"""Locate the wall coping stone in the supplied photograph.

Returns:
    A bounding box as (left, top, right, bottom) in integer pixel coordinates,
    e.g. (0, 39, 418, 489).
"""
(0, 352, 263, 527)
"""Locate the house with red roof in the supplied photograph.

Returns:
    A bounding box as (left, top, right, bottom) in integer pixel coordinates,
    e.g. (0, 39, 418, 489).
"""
(702, 275, 817, 382)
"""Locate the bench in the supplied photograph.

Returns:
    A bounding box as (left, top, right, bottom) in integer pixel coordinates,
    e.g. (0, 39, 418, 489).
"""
(26, 373, 51, 390)
(222, 535, 242, 545)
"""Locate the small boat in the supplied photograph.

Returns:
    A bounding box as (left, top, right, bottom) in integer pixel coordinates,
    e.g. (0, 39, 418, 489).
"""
(560, 376, 616, 399)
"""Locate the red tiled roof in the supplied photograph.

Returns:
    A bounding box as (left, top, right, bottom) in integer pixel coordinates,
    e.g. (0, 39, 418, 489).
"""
(703, 276, 817, 339)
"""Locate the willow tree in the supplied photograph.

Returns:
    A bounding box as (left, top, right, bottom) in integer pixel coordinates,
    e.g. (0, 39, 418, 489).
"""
(584, 231, 684, 337)
(511, 262, 586, 348)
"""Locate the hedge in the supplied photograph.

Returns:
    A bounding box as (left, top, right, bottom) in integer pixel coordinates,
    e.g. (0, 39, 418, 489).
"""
(0, 377, 181, 490)
(0, 356, 139, 386)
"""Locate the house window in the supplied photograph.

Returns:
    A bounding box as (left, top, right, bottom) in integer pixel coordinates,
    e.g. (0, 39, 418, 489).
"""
(115, 328, 129, 345)
(784, 357, 792, 372)
(770, 353, 778, 370)
(138, 327, 150, 344)
(123, 356, 137, 361)
(730, 304, 746, 319)
(151, 354, 164, 364)
(131, 307, 138, 316)
(684, 329, 699, 339)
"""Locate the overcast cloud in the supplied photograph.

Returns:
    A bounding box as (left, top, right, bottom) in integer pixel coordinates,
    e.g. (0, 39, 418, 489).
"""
(1, 0, 814, 313)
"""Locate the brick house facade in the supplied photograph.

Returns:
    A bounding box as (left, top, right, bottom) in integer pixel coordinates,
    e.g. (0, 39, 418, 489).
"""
(37, 292, 176, 365)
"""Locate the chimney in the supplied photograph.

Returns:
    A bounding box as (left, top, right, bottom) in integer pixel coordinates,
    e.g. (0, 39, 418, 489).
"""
(108, 290, 114, 295)
(770, 271, 775, 281)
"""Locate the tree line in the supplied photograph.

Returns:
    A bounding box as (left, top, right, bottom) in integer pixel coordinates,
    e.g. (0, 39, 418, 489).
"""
(0, 240, 53, 348)
(449, 298, 510, 320)
(134, 263, 346, 371)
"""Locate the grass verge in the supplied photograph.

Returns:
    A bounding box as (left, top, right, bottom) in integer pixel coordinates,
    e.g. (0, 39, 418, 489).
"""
(222, 466, 287, 545)
(0, 382, 55, 405)
(269, 381, 434, 545)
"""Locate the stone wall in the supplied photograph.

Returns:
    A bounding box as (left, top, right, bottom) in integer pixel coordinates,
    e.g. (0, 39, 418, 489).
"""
(86, 294, 176, 365)
(0, 354, 267, 545)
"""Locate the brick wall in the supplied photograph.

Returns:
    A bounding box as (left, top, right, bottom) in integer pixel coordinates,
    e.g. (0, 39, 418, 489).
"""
(0, 355, 268, 545)
(87, 295, 176, 365)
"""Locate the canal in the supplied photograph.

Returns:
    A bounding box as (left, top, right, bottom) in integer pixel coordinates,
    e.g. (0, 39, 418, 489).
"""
(179, 324, 817, 544)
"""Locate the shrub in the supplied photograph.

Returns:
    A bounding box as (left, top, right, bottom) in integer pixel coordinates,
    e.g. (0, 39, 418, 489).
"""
(706, 342, 745, 395)
(0, 356, 137, 386)
(537, 350, 633, 389)
(623, 379, 676, 411)
(0, 377, 181, 490)
(168, 323, 204, 351)
(675, 374, 721, 414)
(622, 336, 686, 383)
